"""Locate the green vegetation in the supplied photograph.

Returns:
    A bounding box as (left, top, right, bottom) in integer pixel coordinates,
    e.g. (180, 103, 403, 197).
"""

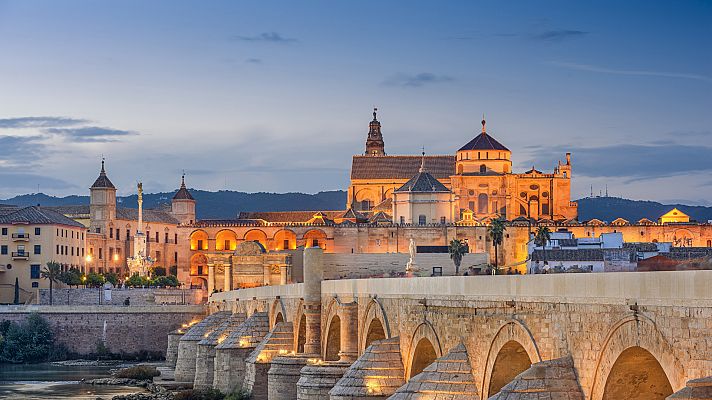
(40, 261, 62, 305)
(534, 226, 552, 266)
(58, 267, 82, 286)
(0, 313, 66, 363)
(114, 365, 161, 380)
(151, 275, 180, 288)
(448, 239, 468, 275)
(152, 266, 167, 277)
(174, 388, 227, 400)
(224, 389, 251, 400)
(85, 272, 105, 288)
(125, 273, 150, 287)
(104, 272, 119, 286)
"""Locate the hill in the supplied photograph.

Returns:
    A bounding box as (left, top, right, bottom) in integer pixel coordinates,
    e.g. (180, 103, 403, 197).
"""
(2, 192, 711, 223)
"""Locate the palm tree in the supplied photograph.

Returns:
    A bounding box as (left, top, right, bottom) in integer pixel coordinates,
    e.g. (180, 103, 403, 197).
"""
(534, 226, 552, 268)
(488, 219, 506, 274)
(448, 239, 468, 275)
(41, 261, 62, 305)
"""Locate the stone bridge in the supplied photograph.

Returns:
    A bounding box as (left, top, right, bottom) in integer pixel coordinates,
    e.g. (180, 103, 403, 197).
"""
(169, 248, 712, 399)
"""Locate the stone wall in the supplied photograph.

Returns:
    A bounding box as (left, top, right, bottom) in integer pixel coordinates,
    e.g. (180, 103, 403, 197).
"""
(0, 305, 205, 356)
(322, 253, 488, 279)
(38, 288, 203, 306)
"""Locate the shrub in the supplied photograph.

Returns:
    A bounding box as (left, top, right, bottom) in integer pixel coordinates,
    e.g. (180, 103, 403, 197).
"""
(125, 273, 150, 288)
(174, 388, 225, 400)
(169, 265, 178, 276)
(152, 266, 166, 277)
(225, 389, 251, 400)
(151, 275, 180, 288)
(114, 365, 160, 380)
(0, 313, 55, 363)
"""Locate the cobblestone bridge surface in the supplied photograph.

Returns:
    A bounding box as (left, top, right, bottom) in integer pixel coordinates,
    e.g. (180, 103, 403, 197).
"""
(170, 248, 712, 399)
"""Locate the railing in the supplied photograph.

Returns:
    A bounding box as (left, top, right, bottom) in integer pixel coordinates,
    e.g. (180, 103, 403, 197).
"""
(11, 233, 30, 241)
(11, 251, 29, 259)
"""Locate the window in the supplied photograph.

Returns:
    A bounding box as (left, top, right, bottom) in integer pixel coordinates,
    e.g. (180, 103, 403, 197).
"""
(71, 247, 74, 256)
(0, 245, 7, 255)
(109, 247, 113, 260)
(197, 240, 204, 250)
(283, 239, 290, 250)
(126, 229, 130, 240)
(99, 248, 103, 259)
(1, 228, 6, 235)
(147, 231, 150, 241)
(81, 232, 84, 240)
(418, 215, 426, 225)
(156, 250, 161, 261)
(440, 217, 446, 225)
(34, 245, 41, 255)
(224, 240, 230, 250)
(155, 232, 159, 243)
(480, 164, 487, 173)
(174, 252, 178, 262)
(95, 228, 101, 233)
(312, 239, 319, 247)
(478, 193, 488, 214)
(35, 227, 41, 236)
(30, 264, 40, 279)
(32, 282, 39, 288)
(56, 228, 59, 236)
(361, 199, 372, 211)
(116, 229, 120, 241)
(174, 233, 178, 243)
(81, 248, 84, 257)
(165, 232, 169, 243)
(400, 216, 405, 224)
(56, 244, 60, 254)
(197, 265, 203, 275)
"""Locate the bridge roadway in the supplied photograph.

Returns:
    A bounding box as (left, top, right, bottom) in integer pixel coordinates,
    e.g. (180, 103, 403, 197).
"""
(170, 248, 712, 400)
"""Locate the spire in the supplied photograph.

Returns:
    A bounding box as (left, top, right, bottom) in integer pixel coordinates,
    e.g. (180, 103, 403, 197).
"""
(173, 171, 194, 201)
(373, 107, 378, 121)
(419, 148, 426, 173)
(181, 170, 186, 188)
(101, 157, 106, 174)
(91, 157, 115, 189)
(481, 114, 486, 134)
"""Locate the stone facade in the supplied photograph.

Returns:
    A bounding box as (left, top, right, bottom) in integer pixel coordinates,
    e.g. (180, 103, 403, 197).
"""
(0, 305, 204, 356)
(174, 311, 230, 383)
(38, 287, 202, 306)
(193, 313, 246, 389)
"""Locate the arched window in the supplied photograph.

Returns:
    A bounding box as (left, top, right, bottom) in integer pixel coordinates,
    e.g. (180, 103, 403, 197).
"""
(457, 164, 464, 174)
(480, 164, 487, 173)
(707, 240, 711, 247)
(418, 215, 427, 225)
(478, 193, 488, 214)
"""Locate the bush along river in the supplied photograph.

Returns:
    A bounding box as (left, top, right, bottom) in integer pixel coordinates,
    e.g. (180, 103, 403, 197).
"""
(0, 360, 149, 399)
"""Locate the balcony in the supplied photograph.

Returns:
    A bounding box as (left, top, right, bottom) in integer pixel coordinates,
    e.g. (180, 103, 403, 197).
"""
(11, 233, 30, 242)
(11, 251, 29, 260)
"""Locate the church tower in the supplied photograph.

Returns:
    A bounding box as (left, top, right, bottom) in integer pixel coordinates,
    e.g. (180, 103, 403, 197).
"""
(365, 108, 385, 156)
(89, 159, 116, 235)
(171, 173, 196, 225)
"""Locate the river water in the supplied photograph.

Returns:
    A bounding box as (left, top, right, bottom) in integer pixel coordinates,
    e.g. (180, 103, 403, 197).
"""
(0, 362, 147, 399)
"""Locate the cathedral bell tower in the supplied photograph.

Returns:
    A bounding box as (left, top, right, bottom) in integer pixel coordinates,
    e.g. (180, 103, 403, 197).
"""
(89, 159, 116, 236)
(365, 108, 385, 156)
(171, 173, 196, 225)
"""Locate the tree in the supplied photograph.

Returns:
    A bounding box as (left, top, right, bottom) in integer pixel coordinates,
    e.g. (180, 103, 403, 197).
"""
(59, 268, 82, 287)
(0, 313, 55, 363)
(85, 272, 105, 288)
(488, 219, 507, 274)
(103, 272, 119, 286)
(534, 226, 552, 269)
(13, 277, 20, 305)
(448, 239, 468, 275)
(40, 261, 62, 305)
(152, 266, 166, 277)
(126, 273, 150, 288)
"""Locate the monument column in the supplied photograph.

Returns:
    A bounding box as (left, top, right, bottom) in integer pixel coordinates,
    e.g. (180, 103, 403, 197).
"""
(279, 264, 288, 285)
(338, 302, 358, 362)
(207, 265, 215, 294)
(303, 247, 323, 355)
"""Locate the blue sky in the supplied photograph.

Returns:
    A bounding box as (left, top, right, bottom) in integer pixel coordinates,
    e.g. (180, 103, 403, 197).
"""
(0, 1, 710, 204)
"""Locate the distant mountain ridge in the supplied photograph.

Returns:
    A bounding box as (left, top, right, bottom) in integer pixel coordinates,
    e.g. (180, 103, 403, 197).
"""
(2, 191, 711, 223)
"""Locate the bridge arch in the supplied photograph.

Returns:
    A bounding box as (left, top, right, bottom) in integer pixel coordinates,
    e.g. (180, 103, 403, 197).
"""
(589, 314, 683, 400)
(405, 321, 443, 380)
(269, 298, 288, 328)
(293, 300, 306, 353)
(482, 319, 541, 398)
(321, 298, 341, 360)
(359, 298, 392, 354)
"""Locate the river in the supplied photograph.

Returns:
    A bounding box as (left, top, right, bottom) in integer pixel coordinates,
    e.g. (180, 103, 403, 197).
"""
(0, 362, 147, 399)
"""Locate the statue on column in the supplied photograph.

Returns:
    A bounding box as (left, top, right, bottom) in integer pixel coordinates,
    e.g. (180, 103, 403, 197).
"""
(406, 238, 419, 276)
(127, 182, 153, 276)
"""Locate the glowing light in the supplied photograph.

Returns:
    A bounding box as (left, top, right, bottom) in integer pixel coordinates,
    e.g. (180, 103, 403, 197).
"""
(217, 335, 226, 344)
(239, 338, 250, 347)
(113, 253, 119, 261)
(366, 380, 380, 394)
(278, 349, 289, 355)
(307, 358, 324, 365)
(85, 255, 92, 262)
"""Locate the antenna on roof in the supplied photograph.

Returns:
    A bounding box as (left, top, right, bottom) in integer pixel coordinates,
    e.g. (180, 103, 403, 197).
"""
(605, 185, 608, 197)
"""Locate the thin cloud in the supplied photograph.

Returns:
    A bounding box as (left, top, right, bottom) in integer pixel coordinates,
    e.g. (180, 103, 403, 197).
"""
(45, 126, 138, 143)
(0, 172, 76, 192)
(549, 61, 712, 83)
(382, 72, 454, 88)
(533, 30, 588, 41)
(245, 58, 263, 64)
(523, 143, 712, 180)
(0, 116, 88, 129)
(231, 32, 297, 43)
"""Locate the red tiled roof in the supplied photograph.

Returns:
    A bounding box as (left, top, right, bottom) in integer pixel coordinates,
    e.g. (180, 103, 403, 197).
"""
(351, 155, 454, 180)
(238, 210, 344, 223)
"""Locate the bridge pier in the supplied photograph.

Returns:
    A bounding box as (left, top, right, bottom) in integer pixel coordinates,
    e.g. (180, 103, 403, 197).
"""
(213, 311, 270, 393)
(174, 311, 230, 384)
(338, 302, 358, 363)
(166, 328, 184, 367)
(244, 321, 295, 400)
(194, 313, 246, 390)
(268, 354, 313, 399)
(297, 361, 351, 400)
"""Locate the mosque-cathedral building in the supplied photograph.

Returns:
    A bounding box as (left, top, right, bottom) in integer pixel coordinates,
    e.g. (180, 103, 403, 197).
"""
(2, 109, 711, 297)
